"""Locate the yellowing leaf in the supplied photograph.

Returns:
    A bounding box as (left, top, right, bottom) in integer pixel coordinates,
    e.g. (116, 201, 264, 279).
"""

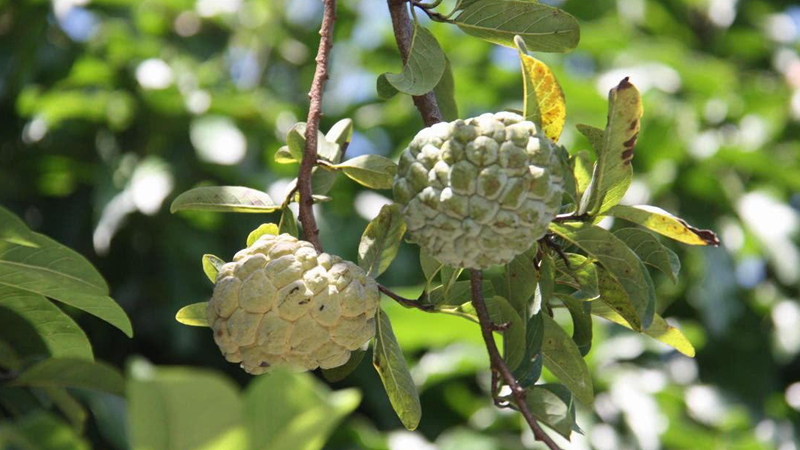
(591, 302, 695, 357)
(515, 36, 566, 142)
(246, 223, 279, 247)
(605, 204, 720, 246)
(175, 303, 210, 327)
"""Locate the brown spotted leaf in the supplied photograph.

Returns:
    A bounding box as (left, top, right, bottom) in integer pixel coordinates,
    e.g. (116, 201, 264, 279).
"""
(515, 36, 566, 142)
(578, 78, 643, 216)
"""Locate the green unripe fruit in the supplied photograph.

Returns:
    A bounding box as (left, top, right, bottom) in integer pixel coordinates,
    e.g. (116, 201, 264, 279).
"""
(393, 112, 564, 269)
(207, 234, 379, 375)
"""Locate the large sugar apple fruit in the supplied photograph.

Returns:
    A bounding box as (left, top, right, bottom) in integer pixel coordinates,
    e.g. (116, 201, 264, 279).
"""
(393, 112, 565, 269)
(207, 233, 380, 375)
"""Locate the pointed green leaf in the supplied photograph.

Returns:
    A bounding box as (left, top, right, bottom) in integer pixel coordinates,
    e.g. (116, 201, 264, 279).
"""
(43, 387, 88, 431)
(486, 295, 525, 370)
(247, 223, 280, 247)
(428, 280, 494, 307)
(433, 57, 458, 121)
(373, 308, 421, 430)
(11, 359, 125, 395)
(554, 254, 599, 300)
(279, 208, 299, 238)
(176, 303, 210, 327)
(497, 247, 538, 320)
(274, 146, 298, 164)
(333, 155, 398, 190)
(376, 74, 399, 99)
(550, 222, 655, 330)
(605, 204, 720, 246)
(358, 204, 406, 278)
(322, 349, 366, 383)
(515, 36, 566, 141)
(556, 294, 593, 356)
(202, 254, 224, 283)
(524, 384, 576, 440)
(0, 237, 132, 337)
(571, 150, 593, 199)
(513, 311, 544, 388)
(325, 119, 354, 151)
(454, 0, 580, 53)
(541, 314, 593, 404)
(0, 205, 37, 247)
(170, 186, 279, 214)
(614, 228, 680, 282)
(0, 287, 93, 360)
(578, 79, 643, 215)
(382, 23, 446, 96)
(7, 412, 90, 450)
(591, 302, 695, 357)
(287, 122, 342, 163)
(420, 249, 442, 292)
(575, 124, 604, 156)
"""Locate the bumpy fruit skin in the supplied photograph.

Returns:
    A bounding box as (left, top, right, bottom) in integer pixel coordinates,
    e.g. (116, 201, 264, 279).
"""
(207, 233, 380, 375)
(393, 112, 564, 269)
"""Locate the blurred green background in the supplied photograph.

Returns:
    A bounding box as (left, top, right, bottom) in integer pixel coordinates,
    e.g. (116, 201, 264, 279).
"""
(1, 0, 800, 448)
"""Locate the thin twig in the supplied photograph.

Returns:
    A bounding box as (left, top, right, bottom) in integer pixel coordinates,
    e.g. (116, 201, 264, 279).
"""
(378, 284, 434, 311)
(387, 0, 443, 126)
(298, 0, 337, 252)
(469, 270, 563, 450)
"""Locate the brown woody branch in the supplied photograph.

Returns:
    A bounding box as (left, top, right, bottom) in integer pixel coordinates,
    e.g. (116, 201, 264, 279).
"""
(387, 0, 443, 126)
(298, 0, 337, 253)
(469, 270, 563, 450)
(378, 284, 434, 311)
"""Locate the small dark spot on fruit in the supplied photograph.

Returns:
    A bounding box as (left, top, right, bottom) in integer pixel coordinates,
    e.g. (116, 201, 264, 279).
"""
(290, 286, 300, 295)
(319, 305, 325, 311)
(259, 361, 270, 367)
(299, 299, 310, 305)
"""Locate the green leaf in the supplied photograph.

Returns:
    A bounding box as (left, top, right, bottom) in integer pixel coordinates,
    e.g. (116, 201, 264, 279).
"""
(0, 339, 20, 370)
(513, 311, 544, 388)
(322, 349, 366, 383)
(614, 228, 680, 282)
(202, 254, 225, 283)
(556, 294, 593, 356)
(274, 146, 298, 164)
(5, 412, 90, 450)
(311, 166, 339, 196)
(245, 368, 361, 450)
(0, 287, 93, 360)
(42, 387, 88, 432)
(11, 359, 125, 396)
(170, 186, 279, 214)
(325, 119, 354, 153)
(539, 253, 556, 308)
(605, 204, 720, 246)
(286, 123, 308, 162)
(524, 384, 576, 440)
(382, 23, 446, 96)
(419, 249, 442, 292)
(554, 254, 599, 300)
(246, 223, 279, 247)
(515, 36, 566, 142)
(128, 362, 245, 450)
(496, 247, 538, 320)
(0, 237, 132, 337)
(550, 222, 655, 330)
(429, 280, 494, 307)
(376, 74, 399, 100)
(333, 155, 398, 190)
(454, 0, 580, 53)
(175, 303, 210, 327)
(0, 205, 37, 247)
(279, 208, 299, 238)
(575, 124, 604, 156)
(591, 302, 695, 357)
(578, 79, 643, 216)
(486, 295, 525, 370)
(358, 204, 406, 278)
(541, 314, 593, 405)
(571, 150, 593, 199)
(372, 308, 422, 430)
(433, 57, 458, 121)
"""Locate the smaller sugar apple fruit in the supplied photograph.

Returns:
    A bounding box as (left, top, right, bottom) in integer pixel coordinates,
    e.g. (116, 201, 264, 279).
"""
(393, 112, 565, 269)
(207, 233, 380, 375)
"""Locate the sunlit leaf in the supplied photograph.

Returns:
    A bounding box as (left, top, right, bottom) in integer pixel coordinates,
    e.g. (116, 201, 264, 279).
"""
(381, 23, 446, 96)
(433, 57, 458, 121)
(11, 359, 125, 395)
(175, 302, 210, 327)
(333, 155, 398, 190)
(286, 123, 341, 163)
(373, 308, 421, 430)
(605, 204, 720, 246)
(325, 119, 354, 159)
(523, 384, 576, 440)
(419, 249, 442, 292)
(0, 237, 132, 337)
(358, 204, 406, 278)
(515, 36, 566, 142)
(170, 186, 279, 214)
(6, 412, 90, 450)
(202, 254, 225, 283)
(486, 295, 525, 370)
(571, 150, 593, 199)
(322, 349, 366, 383)
(454, 0, 580, 53)
(246, 223, 279, 247)
(428, 280, 494, 307)
(0, 287, 93, 360)
(578, 79, 643, 216)
(550, 222, 655, 330)
(0, 205, 37, 247)
(614, 228, 680, 282)
(553, 253, 599, 300)
(591, 302, 695, 357)
(274, 146, 298, 164)
(541, 314, 594, 404)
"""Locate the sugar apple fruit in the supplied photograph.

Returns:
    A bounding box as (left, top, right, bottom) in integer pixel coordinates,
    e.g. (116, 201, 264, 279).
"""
(207, 233, 380, 375)
(393, 112, 565, 269)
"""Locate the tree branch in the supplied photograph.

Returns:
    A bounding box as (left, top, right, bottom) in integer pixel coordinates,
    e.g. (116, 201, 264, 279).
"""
(387, 0, 443, 126)
(298, 0, 337, 252)
(469, 269, 563, 450)
(378, 284, 434, 311)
